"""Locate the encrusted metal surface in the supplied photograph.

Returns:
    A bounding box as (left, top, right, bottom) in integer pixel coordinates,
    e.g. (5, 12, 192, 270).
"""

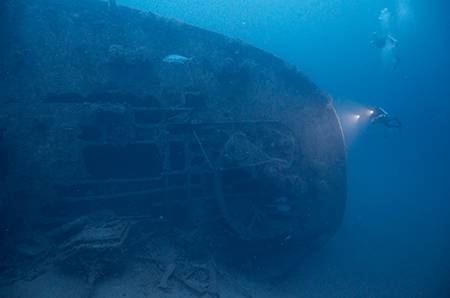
(0, 0, 346, 284)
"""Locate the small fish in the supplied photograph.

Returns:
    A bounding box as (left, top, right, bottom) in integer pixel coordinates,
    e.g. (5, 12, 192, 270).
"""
(163, 54, 192, 64)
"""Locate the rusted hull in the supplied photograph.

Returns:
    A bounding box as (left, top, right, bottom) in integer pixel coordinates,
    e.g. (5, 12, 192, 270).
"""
(0, 0, 346, 277)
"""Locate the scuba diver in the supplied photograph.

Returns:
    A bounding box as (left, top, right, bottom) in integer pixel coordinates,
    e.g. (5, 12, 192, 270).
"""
(371, 32, 400, 70)
(372, 7, 401, 70)
(369, 107, 402, 132)
(371, 32, 398, 50)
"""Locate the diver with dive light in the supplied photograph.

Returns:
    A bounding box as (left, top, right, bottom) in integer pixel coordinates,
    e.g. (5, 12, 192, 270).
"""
(368, 107, 402, 132)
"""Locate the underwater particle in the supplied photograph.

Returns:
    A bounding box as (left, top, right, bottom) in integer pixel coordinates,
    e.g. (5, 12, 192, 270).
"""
(162, 54, 192, 64)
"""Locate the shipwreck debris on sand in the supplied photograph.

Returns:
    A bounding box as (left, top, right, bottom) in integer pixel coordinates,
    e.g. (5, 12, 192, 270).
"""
(54, 212, 131, 298)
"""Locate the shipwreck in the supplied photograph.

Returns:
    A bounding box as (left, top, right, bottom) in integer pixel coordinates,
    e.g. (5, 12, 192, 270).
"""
(0, 0, 346, 295)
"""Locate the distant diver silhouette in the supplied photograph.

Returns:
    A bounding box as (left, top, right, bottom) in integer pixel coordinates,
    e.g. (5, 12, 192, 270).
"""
(372, 7, 401, 70)
(371, 32, 398, 50)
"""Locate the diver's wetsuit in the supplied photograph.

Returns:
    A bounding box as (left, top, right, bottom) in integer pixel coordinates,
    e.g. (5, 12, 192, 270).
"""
(371, 33, 400, 70)
(370, 107, 402, 131)
(376, 116, 402, 128)
(371, 33, 398, 50)
(372, 36, 388, 49)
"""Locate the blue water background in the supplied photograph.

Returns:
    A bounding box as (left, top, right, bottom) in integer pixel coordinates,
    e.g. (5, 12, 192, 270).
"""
(119, 1, 450, 296)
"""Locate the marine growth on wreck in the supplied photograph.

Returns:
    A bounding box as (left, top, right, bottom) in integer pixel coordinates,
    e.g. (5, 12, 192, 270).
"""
(0, 0, 346, 296)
